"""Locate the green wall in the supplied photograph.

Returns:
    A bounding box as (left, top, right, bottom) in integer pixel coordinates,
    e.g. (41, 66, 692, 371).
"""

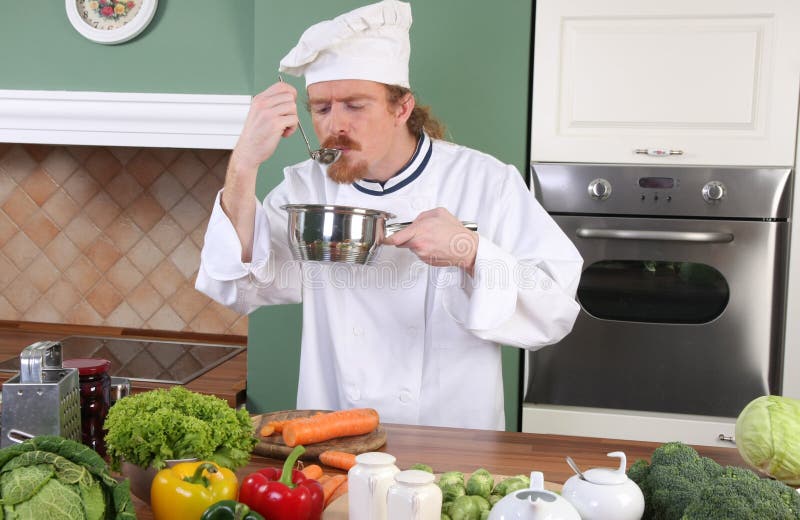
(0, 1, 254, 93)
(0, 0, 532, 431)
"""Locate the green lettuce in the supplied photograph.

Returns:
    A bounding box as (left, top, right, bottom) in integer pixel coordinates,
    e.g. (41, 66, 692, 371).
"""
(104, 386, 256, 471)
(0, 435, 135, 520)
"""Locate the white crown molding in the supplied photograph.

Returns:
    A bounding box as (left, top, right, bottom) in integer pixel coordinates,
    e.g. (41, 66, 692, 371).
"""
(0, 89, 250, 149)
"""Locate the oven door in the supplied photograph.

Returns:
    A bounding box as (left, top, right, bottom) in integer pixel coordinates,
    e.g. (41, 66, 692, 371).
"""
(525, 215, 789, 418)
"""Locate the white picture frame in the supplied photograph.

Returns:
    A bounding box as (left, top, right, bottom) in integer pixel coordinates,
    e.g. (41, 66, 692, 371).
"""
(65, 0, 158, 45)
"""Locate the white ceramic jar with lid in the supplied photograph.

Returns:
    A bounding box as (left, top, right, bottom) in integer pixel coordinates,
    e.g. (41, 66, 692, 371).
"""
(488, 471, 581, 520)
(561, 451, 645, 520)
(387, 469, 442, 520)
(348, 451, 400, 520)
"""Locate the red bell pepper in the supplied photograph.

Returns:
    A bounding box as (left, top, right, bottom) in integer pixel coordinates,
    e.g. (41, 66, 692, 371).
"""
(238, 445, 325, 520)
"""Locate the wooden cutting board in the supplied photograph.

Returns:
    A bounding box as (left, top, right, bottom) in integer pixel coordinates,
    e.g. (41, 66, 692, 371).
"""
(321, 474, 563, 520)
(251, 409, 387, 460)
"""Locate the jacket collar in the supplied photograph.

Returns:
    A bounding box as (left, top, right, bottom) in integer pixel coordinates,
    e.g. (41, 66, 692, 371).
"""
(352, 132, 432, 196)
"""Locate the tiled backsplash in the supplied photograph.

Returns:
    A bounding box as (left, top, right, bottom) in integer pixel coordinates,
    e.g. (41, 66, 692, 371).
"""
(0, 143, 247, 336)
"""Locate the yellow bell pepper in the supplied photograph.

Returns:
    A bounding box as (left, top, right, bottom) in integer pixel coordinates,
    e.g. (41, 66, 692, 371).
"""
(151, 461, 238, 520)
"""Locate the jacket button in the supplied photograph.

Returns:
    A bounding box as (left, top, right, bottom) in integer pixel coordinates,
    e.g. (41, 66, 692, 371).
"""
(349, 389, 361, 401)
(399, 390, 413, 403)
(353, 326, 363, 336)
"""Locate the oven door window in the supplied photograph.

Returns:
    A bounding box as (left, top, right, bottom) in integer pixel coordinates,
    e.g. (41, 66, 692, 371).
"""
(578, 261, 729, 324)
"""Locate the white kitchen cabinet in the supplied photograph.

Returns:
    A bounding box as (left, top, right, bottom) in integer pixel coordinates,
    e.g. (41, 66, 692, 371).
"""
(531, 0, 800, 166)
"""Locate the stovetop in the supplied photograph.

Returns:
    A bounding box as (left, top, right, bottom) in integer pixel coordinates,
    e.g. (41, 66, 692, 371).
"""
(0, 336, 244, 385)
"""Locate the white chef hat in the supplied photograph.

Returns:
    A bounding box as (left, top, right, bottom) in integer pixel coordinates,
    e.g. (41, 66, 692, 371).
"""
(279, 0, 412, 88)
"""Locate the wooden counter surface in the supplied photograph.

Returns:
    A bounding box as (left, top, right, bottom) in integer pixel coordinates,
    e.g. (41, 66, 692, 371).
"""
(132, 422, 749, 519)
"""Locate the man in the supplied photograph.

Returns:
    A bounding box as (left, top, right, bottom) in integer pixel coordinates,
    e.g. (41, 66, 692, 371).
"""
(196, 0, 582, 430)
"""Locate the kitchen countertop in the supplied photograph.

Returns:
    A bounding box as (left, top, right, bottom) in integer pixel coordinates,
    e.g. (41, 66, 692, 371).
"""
(131, 422, 750, 519)
(0, 323, 247, 407)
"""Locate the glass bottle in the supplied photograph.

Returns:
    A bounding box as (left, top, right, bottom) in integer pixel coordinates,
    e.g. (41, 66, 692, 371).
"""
(63, 358, 111, 458)
(348, 452, 400, 520)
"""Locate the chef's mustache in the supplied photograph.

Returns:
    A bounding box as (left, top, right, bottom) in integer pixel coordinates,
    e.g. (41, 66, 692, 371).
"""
(322, 135, 362, 151)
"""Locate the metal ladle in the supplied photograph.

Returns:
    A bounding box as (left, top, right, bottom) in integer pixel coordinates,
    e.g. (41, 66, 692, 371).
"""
(278, 75, 342, 165)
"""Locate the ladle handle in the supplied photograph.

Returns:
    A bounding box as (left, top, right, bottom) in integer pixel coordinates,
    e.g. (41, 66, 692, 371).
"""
(278, 75, 315, 158)
(385, 221, 478, 238)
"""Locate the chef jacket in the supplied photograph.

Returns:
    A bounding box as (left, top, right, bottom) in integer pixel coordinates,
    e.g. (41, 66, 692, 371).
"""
(196, 133, 582, 430)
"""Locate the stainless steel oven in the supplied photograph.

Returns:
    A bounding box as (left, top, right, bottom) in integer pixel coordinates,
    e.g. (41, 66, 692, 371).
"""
(524, 163, 792, 418)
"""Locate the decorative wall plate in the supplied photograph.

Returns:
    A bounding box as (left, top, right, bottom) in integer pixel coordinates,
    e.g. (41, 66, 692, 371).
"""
(65, 0, 158, 45)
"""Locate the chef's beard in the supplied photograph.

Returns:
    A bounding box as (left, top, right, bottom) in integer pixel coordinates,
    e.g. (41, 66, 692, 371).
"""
(323, 135, 368, 184)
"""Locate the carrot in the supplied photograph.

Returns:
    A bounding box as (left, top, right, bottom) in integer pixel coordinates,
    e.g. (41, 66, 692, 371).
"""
(282, 408, 380, 447)
(321, 474, 347, 507)
(317, 474, 332, 485)
(270, 411, 337, 435)
(319, 450, 358, 472)
(301, 463, 324, 480)
(326, 480, 348, 508)
(259, 424, 275, 437)
(267, 419, 291, 433)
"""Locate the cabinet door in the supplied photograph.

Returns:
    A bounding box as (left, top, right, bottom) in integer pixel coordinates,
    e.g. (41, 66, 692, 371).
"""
(531, 0, 800, 166)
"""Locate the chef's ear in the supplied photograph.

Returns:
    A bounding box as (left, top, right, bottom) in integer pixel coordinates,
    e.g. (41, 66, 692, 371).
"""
(394, 93, 416, 125)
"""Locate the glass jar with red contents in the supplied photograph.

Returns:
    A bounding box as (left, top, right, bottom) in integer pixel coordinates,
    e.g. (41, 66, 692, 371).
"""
(63, 358, 111, 458)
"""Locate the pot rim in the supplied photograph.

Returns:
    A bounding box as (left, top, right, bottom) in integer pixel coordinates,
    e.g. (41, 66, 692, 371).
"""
(281, 203, 396, 220)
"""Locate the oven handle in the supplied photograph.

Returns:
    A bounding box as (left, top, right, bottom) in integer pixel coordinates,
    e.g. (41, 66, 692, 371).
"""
(575, 228, 734, 243)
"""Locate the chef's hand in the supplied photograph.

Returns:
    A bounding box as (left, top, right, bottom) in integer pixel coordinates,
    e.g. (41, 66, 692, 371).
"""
(383, 208, 479, 274)
(229, 81, 299, 173)
(222, 81, 298, 261)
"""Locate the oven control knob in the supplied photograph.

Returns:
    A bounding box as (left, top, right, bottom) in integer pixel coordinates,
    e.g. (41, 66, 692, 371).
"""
(588, 178, 612, 200)
(702, 181, 726, 203)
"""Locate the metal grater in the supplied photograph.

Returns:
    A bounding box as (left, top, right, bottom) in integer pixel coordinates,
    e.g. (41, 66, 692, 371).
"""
(0, 341, 81, 447)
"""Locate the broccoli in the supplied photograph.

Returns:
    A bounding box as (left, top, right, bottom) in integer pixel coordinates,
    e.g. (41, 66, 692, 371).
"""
(627, 441, 800, 520)
(681, 468, 800, 519)
(636, 442, 723, 520)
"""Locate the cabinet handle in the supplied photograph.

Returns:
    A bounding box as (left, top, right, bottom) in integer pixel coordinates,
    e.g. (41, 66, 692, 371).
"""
(634, 148, 684, 157)
(717, 434, 735, 444)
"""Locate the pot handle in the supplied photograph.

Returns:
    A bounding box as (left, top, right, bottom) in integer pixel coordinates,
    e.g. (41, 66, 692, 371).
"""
(385, 221, 478, 238)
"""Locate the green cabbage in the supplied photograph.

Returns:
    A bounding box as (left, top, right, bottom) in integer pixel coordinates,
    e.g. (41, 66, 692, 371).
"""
(0, 435, 135, 520)
(735, 395, 800, 485)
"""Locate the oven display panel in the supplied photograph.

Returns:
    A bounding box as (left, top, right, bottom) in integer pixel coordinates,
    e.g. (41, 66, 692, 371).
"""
(638, 177, 675, 189)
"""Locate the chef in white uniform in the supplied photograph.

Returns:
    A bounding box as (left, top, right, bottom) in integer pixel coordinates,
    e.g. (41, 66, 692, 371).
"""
(196, 0, 583, 430)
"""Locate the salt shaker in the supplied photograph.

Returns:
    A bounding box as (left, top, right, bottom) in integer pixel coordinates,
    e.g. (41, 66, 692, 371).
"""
(348, 452, 400, 520)
(387, 469, 442, 520)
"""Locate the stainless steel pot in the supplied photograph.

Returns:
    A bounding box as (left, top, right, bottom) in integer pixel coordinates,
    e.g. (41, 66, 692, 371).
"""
(281, 204, 477, 265)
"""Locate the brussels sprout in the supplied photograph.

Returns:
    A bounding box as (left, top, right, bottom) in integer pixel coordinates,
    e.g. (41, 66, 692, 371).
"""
(465, 469, 494, 499)
(488, 494, 503, 507)
(441, 483, 467, 502)
(449, 495, 480, 520)
(735, 395, 800, 486)
(492, 476, 529, 497)
(439, 471, 465, 488)
(441, 515, 452, 520)
(470, 495, 490, 512)
(410, 463, 434, 473)
(479, 511, 490, 520)
(442, 500, 454, 517)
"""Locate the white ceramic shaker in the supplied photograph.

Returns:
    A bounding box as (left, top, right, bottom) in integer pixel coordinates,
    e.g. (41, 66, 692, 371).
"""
(348, 452, 400, 520)
(387, 469, 442, 520)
